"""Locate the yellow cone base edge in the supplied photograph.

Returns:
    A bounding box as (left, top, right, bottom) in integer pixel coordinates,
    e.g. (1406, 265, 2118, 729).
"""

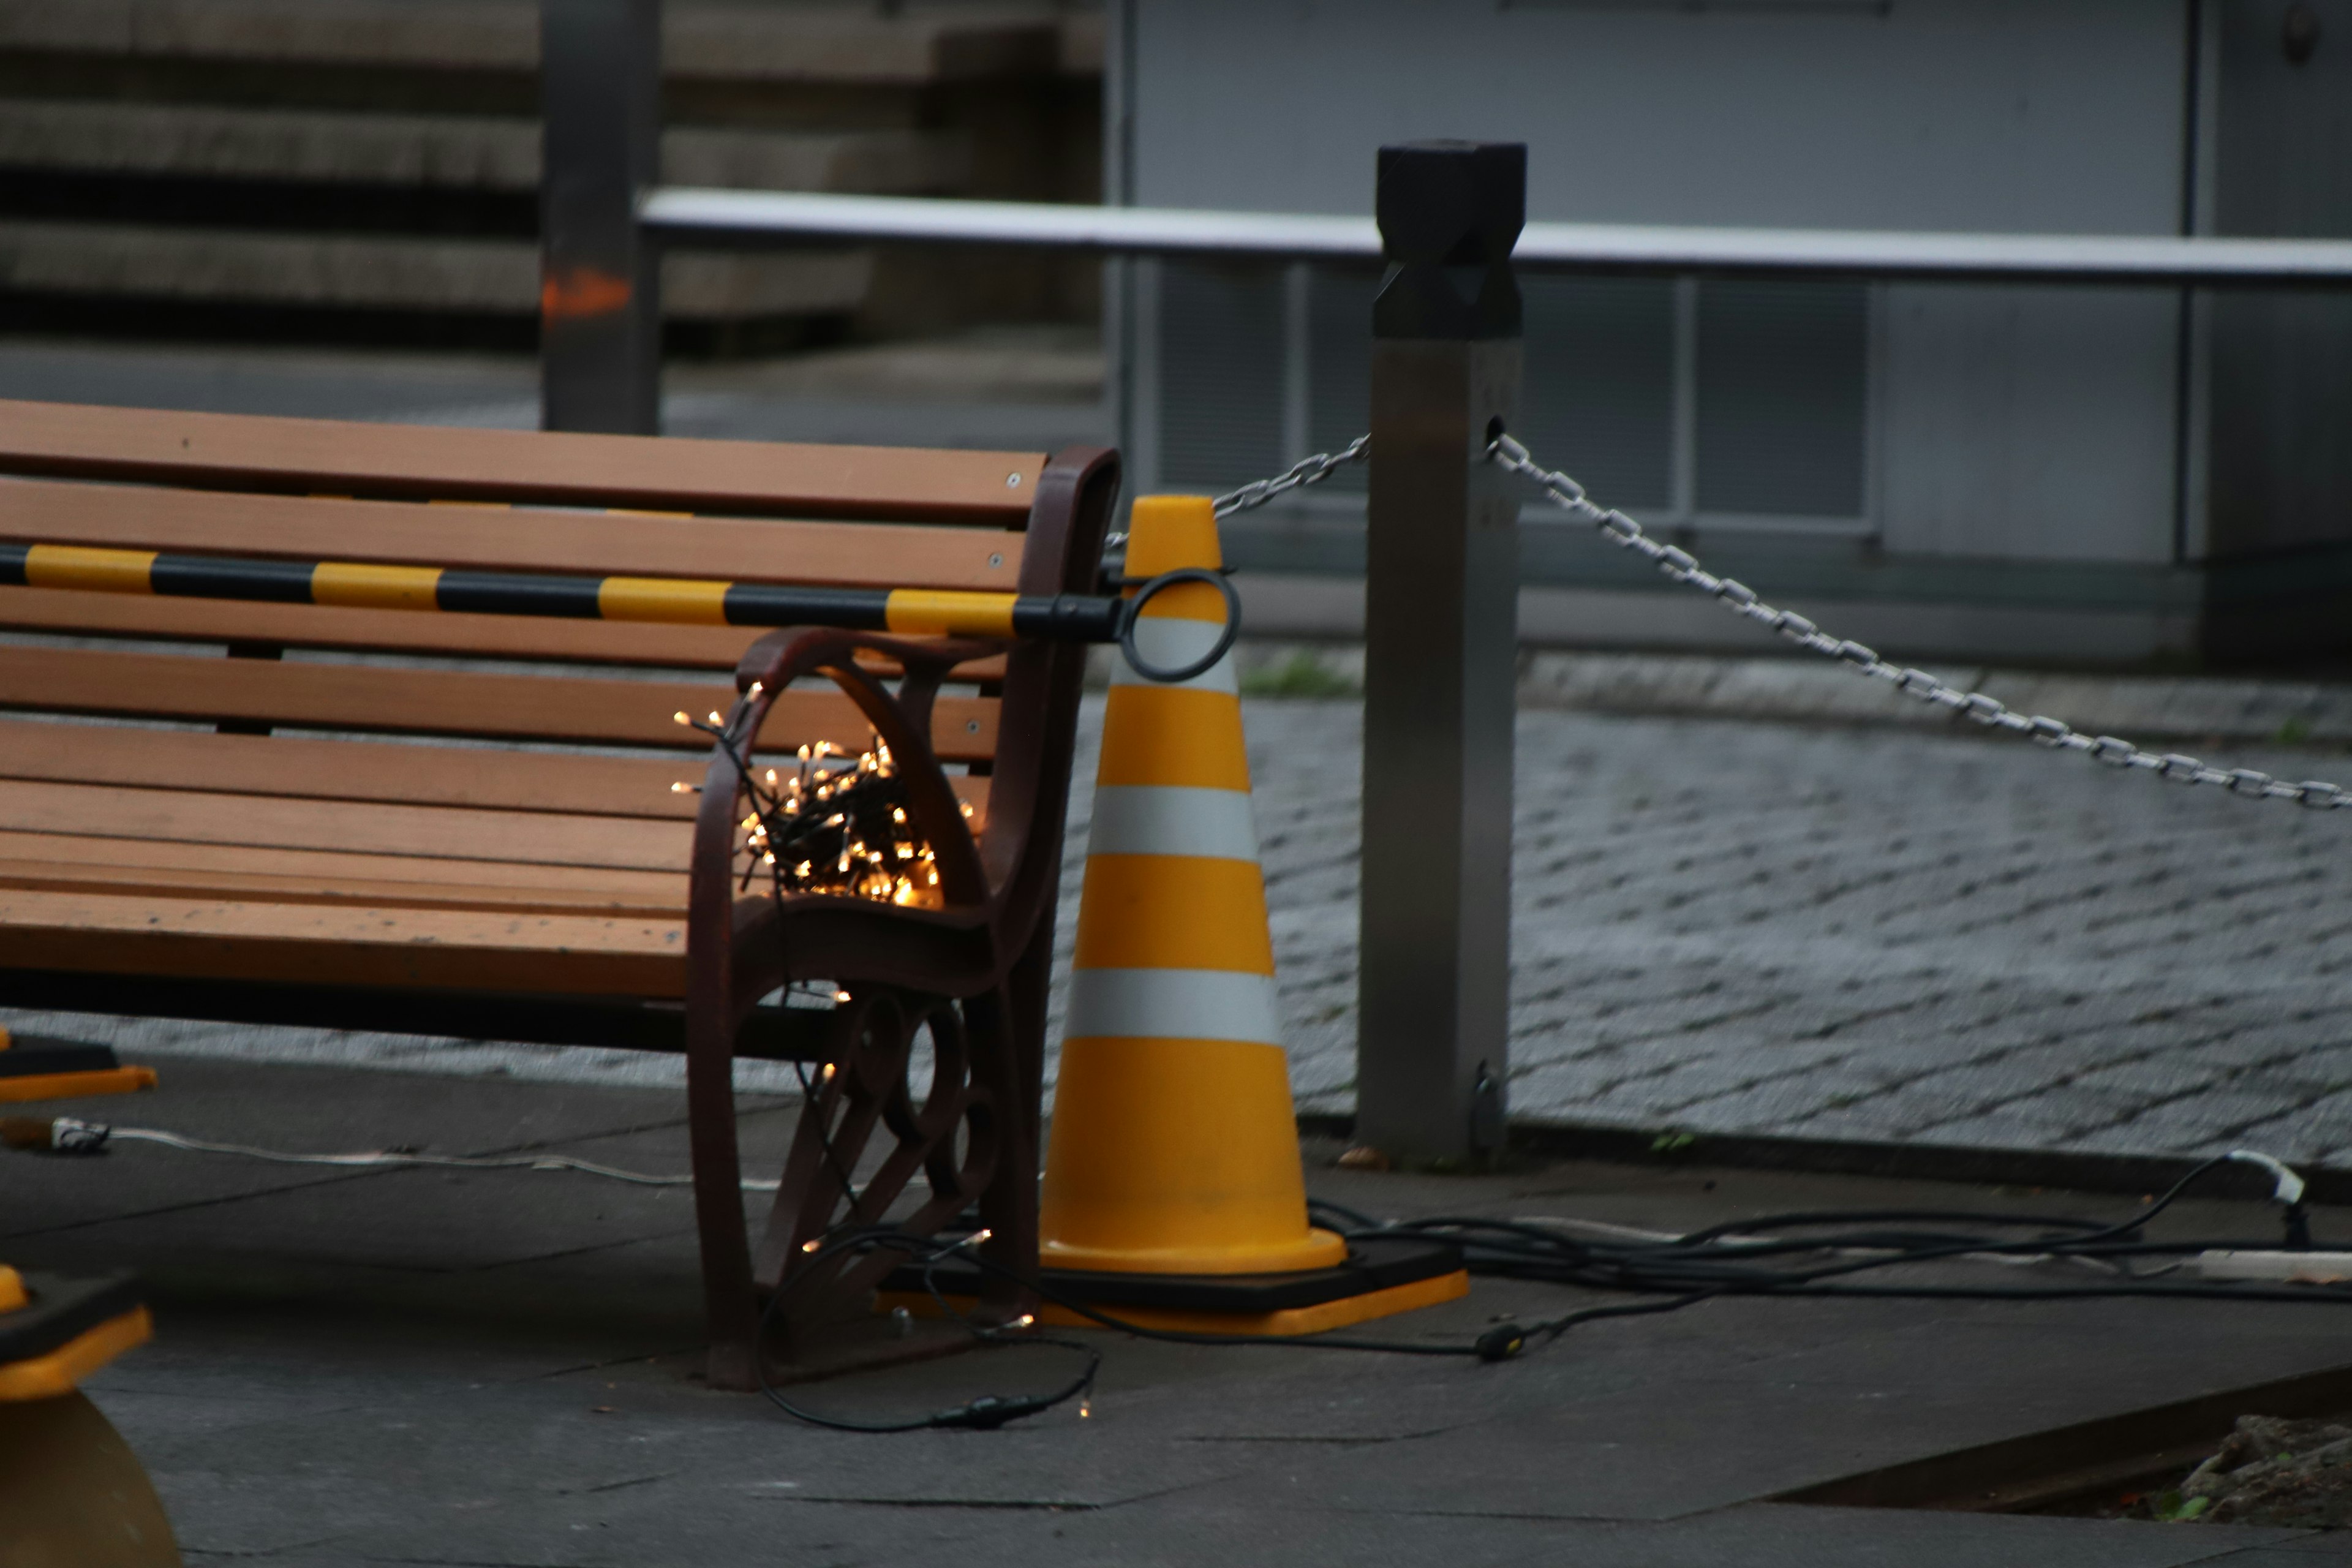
(1039, 1224, 1351, 1278)
(0, 1067, 157, 1104)
(880, 1268, 1470, 1340)
(0, 1307, 154, 1403)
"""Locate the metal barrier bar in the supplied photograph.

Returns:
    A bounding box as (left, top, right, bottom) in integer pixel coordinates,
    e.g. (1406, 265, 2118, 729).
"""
(0, 541, 1131, 644)
(639, 187, 2352, 287)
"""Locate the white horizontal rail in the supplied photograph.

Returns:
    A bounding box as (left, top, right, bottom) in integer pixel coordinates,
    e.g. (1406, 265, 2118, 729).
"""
(641, 187, 2352, 287)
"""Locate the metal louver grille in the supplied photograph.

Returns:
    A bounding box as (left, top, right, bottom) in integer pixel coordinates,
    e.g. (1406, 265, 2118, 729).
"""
(1156, 261, 1285, 492)
(1695, 279, 1868, 519)
(1520, 274, 1676, 512)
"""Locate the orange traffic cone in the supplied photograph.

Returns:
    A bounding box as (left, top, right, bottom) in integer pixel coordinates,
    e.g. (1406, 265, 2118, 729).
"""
(1032, 495, 1467, 1333)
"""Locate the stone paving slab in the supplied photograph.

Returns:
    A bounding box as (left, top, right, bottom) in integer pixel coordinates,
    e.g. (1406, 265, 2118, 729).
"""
(17, 1059, 2352, 1566)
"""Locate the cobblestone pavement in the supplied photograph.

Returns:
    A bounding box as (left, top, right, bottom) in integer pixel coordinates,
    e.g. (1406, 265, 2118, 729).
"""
(1044, 696, 2352, 1169)
(18, 692, 2352, 1170)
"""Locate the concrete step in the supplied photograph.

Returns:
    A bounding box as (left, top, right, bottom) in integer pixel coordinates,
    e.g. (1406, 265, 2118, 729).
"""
(0, 0, 1088, 84)
(0, 100, 971, 194)
(0, 219, 872, 318)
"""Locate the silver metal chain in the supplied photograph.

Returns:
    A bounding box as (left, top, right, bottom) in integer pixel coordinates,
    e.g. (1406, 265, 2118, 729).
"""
(1212, 435, 1370, 518)
(1487, 431, 2349, 810)
(1104, 436, 1368, 549)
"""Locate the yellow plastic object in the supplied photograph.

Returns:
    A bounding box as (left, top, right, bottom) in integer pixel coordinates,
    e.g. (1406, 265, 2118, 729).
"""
(0, 1306, 154, 1403)
(0, 1389, 182, 1565)
(0, 1265, 25, 1313)
(1039, 494, 1346, 1278)
(0, 1066, 157, 1104)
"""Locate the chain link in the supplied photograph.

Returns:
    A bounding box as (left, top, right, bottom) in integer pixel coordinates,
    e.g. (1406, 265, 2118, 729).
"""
(1485, 432, 2350, 812)
(1213, 435, 1370, 519)
(1104, 437, 1369, 549)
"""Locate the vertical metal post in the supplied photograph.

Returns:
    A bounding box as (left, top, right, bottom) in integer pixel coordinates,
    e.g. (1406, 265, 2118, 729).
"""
(1356, 141, 1525, 1167)
(540, 0, 662, 435)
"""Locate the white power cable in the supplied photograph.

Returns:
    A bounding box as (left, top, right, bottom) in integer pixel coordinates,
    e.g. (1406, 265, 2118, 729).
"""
(38, 1117, 784, 1193)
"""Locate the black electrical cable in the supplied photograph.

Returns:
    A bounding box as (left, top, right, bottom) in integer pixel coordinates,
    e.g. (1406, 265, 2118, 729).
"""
(756, 1231, 1101, 1433)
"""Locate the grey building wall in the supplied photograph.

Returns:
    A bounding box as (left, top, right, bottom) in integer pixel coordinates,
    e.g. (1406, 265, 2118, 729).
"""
(1116, 0, 2351, 665)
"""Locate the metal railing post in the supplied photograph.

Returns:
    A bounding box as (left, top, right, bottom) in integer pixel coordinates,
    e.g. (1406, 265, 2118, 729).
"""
(1356, 141, 1525, 1167)
(539, 0, 662, 435)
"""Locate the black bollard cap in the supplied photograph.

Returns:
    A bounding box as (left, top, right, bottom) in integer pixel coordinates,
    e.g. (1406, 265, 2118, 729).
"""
(1377, 141, 1526, 268)
(1374, 141, 1526, 341)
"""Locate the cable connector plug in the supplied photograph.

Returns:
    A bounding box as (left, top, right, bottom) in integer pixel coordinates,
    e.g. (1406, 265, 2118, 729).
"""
(2225, 1150, 2311, 1249)
(929, 1393, 1051, 1431)
(0, 1115, 110, 1154)
(1474, 1323, 1528, 1362)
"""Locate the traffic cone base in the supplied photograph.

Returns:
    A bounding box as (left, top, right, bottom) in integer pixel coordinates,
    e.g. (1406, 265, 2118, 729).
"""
(883, 1267, 1471, 1338)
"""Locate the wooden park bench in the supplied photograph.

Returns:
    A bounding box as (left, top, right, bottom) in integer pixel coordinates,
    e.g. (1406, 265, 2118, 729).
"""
(0, 399, 1118, 1386)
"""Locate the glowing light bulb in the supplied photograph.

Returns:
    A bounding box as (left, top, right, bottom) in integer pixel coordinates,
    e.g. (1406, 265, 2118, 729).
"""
(670, 782, 693, 793)
(1012, 1314, 1035, 1329)
(747, 680, 763, 697)
(708, 710, 724, 726)
(673, 710, 691, 726)
(801, 1238, 821, 1253)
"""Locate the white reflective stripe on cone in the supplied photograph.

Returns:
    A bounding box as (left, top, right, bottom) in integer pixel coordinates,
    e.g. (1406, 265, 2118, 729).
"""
(1085, 784, 1260, 862)
(1109, 617, 1237, 695)
(1063, 968, 1281, 1047)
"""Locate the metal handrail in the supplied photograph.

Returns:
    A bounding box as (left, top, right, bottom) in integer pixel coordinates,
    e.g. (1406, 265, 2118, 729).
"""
(641, 187, 2352, 287)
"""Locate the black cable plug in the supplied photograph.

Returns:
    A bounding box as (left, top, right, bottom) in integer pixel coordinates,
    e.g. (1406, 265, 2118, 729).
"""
(931, 1394, 1052, 1431)
(1474, 1323, 1527, 1362)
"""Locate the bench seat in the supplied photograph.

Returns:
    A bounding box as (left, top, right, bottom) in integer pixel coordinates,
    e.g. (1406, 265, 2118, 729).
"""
(0, 398, 1118, 1384)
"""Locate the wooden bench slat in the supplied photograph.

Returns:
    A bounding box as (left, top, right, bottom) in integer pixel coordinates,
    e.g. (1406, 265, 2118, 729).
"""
(0, 478, 1029, 587)
(0, 586, 1011, 682)
(0, 828, 687, 894)
(0, 646, 1002, 758)
(0, 834, 686, 918)
(0, 401, 1043, 524)
(0, 778, 692, 871)
(0, 886, 688, 996)
(0, 718, 697, 818)
(0, 717, 994, 823)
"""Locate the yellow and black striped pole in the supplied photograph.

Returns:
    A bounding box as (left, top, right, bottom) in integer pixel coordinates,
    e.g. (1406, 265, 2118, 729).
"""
(0, 540, 1239, 680)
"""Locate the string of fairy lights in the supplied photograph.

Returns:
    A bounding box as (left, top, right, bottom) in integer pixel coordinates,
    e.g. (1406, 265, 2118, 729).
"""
(673, 689, 960, 910)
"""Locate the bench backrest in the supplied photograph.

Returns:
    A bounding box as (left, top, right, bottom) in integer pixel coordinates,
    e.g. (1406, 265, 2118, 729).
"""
(0, 399, 1111, 869)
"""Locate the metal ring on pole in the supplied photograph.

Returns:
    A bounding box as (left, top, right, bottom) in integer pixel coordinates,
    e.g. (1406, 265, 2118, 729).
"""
(1117, 569, 1241, 684)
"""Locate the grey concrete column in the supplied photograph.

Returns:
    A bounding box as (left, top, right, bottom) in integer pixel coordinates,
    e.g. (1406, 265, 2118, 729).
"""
(1355, 141, 1525, 1167)
(540, 0, 662, 435)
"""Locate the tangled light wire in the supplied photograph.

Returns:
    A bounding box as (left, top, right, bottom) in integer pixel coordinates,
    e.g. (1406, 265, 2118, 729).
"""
(1198, 428, 2351, 812)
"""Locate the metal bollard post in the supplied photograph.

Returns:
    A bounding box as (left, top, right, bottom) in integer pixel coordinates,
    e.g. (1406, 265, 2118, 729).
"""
(1356, 141, 1525, 1167)
(539, 0, 662, 435)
